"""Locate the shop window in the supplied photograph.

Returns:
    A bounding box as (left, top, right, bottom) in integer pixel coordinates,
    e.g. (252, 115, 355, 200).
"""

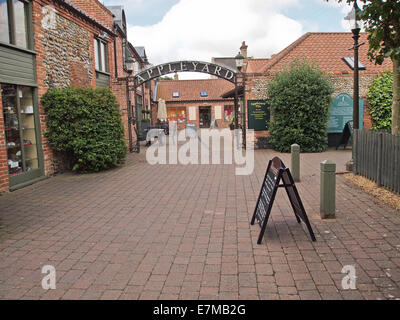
(224, 105, 233, 121)
(167, 107, 186, 124)
(167, 107, 177, 122)
(0, 0, 30, 49)
(2, 84, 39, 176)
(94, 38, 109, 73)
(177, 107, 186, 124)
(134, 61, 140, 75)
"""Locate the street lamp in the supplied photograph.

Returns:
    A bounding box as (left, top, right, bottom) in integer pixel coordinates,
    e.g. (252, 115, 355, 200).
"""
(234, 52, 244, 130)
(125, 56, 135, 73)
(235, 52, 246, 148)
(344, 1, 363, 131)
(235, 52, 245, 72)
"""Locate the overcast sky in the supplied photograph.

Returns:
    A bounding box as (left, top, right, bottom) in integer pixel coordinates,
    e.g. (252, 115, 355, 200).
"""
(102, 0, 352, 79)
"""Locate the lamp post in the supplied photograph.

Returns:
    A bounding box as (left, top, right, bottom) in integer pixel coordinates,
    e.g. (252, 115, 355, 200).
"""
(125, 56, 135, 153)
(235, 52, 246, 148)
(345, 1, 363, 131)
(235, 52, 244, 129)
(344, 1, 364, 171)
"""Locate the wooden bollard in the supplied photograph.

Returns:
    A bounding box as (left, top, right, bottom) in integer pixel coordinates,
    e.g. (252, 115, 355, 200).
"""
(291, 144, 300, 182)
(320, 160, 336, 219)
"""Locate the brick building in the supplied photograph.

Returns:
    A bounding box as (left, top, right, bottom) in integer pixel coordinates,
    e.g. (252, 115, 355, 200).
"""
(242, 33, 393, 147)
(156, 78, 235, 130)
(0, 0, 152, 192)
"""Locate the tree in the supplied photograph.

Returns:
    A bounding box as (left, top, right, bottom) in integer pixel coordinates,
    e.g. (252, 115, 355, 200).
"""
(328, 0, 400, 135)
(367, 72, 393, 131)
(268, 60, 334, 153)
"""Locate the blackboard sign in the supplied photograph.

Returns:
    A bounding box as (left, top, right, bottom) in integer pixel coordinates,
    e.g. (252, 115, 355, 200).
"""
(336, 120, 353, 150)
(252, 157, 281, 228)
(251, 157, 316, 244)
(248, 100, 270, 131)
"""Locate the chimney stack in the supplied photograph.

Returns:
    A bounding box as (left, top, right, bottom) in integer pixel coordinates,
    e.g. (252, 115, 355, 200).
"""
(240, 41, 248, 59)
(174, 72, 179, 80)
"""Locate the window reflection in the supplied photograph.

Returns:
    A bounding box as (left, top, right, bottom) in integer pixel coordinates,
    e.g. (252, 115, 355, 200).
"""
(2, 84, 39, 175)
(0, 0, 10, 44)
(0, 0, 28, 48)
(14, 0, 28, 48)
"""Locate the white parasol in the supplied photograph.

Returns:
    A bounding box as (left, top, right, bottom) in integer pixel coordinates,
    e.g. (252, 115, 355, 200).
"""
(157, 98, 168, 121)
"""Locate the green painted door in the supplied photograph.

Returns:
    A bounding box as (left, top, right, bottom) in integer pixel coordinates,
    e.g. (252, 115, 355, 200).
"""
(328, 93, 364, 133)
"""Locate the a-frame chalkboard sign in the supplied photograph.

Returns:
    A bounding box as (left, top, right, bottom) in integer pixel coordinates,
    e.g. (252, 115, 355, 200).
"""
(336, 120, 353, 150)
(251, 157, 316, 244)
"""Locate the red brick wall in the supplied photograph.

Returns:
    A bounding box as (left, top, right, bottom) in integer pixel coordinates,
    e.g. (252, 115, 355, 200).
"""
(69, 61, 91, 87)
(110, 31, 132, 146)
(33, 0, 53, 175)
(111, 81, 130, 144)
(114, 36, 125, 78)
(69, 0, 114, 29)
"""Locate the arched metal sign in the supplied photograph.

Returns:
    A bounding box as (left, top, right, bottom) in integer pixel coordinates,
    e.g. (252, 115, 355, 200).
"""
(127, 60, 237, 88)
(125, 60, 240, 154)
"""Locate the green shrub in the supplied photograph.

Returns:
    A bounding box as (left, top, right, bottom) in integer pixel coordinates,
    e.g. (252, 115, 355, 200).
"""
(42, 87, 127, 172)
(268, 60, 334, 153)
(367, 72, 393, 131)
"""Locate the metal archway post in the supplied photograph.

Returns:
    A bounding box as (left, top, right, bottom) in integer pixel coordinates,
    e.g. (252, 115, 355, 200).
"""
(133, 87, 140, 153)
(241, 72, 246, 150)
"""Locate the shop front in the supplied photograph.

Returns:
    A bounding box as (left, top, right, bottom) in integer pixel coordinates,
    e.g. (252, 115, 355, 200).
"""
(2, 85, 44, 189)
(167, 106, 187, 130)
(0, 0, 44, 191)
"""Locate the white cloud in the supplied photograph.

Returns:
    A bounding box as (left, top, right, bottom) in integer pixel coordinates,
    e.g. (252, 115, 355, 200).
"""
(316, 0, 353, 30)
(127, 0, 304, 78)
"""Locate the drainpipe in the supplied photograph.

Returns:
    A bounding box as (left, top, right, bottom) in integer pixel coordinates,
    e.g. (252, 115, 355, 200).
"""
(114, 39, 119, 78)
(126, 79, 133, 153)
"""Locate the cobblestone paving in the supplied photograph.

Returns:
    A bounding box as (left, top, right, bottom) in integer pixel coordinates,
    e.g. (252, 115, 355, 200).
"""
(0, 146, 399, 300)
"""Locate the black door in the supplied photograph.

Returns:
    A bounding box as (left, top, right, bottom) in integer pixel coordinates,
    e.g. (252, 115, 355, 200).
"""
(199, 107, 211, 128)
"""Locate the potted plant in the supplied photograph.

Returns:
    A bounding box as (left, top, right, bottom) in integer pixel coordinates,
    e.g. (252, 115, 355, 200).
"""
(140, 118, 151, 140)
(229, 117, 235, 130)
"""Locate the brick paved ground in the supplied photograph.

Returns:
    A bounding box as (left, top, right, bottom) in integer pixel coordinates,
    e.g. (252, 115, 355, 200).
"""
(0, 143, 399, 300)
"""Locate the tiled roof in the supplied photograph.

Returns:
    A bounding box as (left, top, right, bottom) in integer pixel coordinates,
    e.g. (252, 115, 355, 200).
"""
(263, 32, 392, 75)
(157, 79, 235, 102)
(246, 59, 269, 73)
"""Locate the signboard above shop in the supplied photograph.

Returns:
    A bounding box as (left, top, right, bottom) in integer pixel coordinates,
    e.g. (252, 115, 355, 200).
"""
(248, 100, 270, 131)
(328, 93, 363, 133)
